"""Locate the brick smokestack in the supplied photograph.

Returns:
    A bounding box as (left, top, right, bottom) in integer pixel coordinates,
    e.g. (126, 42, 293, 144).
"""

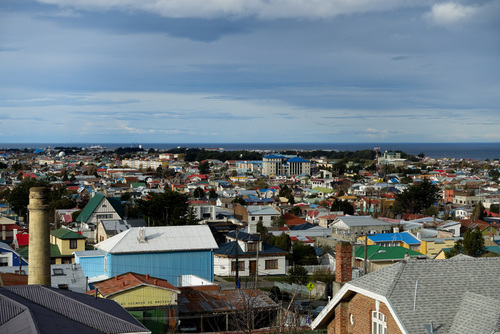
(335, 241, 352, 283)
(28, 186, 51, 286)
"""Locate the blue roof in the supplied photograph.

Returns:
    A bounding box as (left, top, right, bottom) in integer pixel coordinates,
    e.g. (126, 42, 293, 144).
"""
(368, 232, 421, 245)
(264, 154, 285, 159)
(287, 157, 309, 163)
(288, 223, 316, 231)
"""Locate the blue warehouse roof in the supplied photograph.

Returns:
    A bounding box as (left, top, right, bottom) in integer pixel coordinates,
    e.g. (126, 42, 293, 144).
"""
(368, 232, 421, 245)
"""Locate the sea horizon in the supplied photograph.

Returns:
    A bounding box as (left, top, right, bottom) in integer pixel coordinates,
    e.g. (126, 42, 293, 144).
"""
(1, 142, 500, 161)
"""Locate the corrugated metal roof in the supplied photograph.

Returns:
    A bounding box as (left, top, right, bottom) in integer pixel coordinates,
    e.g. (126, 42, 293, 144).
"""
(1, 285, 149, 333)
(95, 225, 219, 254)
(178, 288, 277, 314)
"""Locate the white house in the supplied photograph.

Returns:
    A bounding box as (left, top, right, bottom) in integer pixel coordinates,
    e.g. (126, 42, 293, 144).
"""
(214, 230, 288, 277)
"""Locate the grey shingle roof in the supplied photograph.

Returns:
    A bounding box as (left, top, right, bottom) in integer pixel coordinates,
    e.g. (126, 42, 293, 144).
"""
(449, 292, 500, 334)
(348, 257, 500, 334)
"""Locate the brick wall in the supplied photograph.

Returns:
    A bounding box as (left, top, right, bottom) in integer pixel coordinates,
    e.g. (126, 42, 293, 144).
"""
(327, 294, 402, 334)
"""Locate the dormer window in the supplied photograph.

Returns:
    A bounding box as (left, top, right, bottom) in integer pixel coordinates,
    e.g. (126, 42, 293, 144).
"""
(248, 243, 258, 252)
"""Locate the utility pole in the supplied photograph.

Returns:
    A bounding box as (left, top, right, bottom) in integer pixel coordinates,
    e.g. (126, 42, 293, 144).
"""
(364, 232, 368, 276)
(255, 233, 260, 289)
(235, 229, 239, 289)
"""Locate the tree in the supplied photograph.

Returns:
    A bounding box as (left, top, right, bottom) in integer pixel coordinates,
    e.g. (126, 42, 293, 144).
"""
(270, 232, 292, 252)
(472, 201, 485, 220)
(193, 187, 205, 199)
(445, 227, 487, 258)
(287, 265, 309, 285)
(7, 178, 48, 221)
(393, 178, 440, 215)
(311, 268, 334, 284)
(208, 189, 218, 199)
(289, 206, 302, 216)
(232, 197, 246, 205)
(198, 161, 211, 174)
(291, 242, 318, 265)
(271, 215, 286, 228)
(331, 198, 355, 215)
(256, 220, 271, 243)
(135, 190, 190, 226)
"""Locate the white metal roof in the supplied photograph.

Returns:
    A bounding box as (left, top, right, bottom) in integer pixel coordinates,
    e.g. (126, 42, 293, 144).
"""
(95, 225, 219, 254)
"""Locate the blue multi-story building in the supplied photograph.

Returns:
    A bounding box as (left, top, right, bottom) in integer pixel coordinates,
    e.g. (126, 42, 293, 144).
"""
(74, 225, 218, 285)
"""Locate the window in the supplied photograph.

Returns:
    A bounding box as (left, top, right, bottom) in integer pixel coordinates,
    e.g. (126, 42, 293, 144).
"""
(251, 217, 256, 221)
(265, 259, 278, 270)
(372, 311, 387, 334)
(69, 239, 78, 249)
(247, 243, 257, 252)
(53, 268, 64, 276)
(231, 261, 245, 271)
(0, 257, 8, 267)
(96, 214, 113, 220)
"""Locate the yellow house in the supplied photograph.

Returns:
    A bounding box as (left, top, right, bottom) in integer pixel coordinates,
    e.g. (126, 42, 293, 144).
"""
(89, 272, 181, 334)
(420, 237, 461, 258)
(17, 228, 86, 264)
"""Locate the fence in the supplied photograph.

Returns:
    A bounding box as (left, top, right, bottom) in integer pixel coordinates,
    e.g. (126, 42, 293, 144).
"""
(274, 281, 328, 300)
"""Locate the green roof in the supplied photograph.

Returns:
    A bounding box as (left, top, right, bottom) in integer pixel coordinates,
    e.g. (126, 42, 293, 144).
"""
(355, 245, 424, 261)
(50, 228, 86, 240)
(17, 244, 63, 259)
(76, 193, 123, 223)
(311, 187, 335, 193)
(131, 182, 146, 188)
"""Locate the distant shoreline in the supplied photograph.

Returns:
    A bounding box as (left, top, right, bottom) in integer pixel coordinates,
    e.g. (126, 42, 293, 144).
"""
(1, 142, 500, 161)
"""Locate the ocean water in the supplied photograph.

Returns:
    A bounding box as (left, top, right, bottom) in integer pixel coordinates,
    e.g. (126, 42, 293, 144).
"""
(1, 142, 500, 161)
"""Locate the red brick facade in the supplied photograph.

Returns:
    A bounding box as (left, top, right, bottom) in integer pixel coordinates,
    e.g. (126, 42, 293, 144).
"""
(327, 294, 402, 334)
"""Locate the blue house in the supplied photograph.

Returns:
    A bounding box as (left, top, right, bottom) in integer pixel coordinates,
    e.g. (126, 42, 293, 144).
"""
(0, 242, 28, 274)
(75, 225, 218, 285)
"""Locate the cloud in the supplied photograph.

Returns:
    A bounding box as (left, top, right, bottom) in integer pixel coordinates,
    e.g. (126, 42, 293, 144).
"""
(36, 0, 419, 20)
(425, 2, 479, 26)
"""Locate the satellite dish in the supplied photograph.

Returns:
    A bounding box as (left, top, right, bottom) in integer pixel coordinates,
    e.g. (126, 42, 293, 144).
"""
(58, 151, 65, 157)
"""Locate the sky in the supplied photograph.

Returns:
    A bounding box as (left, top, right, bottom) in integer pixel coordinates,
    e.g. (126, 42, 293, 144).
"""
(1, 0, 499, 144)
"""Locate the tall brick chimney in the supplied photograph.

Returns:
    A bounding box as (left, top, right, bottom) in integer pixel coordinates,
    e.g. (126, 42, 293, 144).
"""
(28, 186, 51, 286)
(335, 241, 352, 283)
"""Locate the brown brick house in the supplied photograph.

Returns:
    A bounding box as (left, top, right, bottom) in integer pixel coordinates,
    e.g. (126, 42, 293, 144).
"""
(313, 254, 500, 334)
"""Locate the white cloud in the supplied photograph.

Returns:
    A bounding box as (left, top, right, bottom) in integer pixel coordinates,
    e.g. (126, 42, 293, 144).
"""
(35, 0, 418, 19)
(425, 2, 479, 26)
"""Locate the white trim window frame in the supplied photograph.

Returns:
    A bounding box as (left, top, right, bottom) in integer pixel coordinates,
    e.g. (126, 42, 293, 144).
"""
(372, 310, 387, 334)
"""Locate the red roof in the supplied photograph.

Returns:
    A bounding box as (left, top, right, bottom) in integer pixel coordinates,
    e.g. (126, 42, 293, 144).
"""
(0, 272, 28, 286)
(283, 213, 308, 226)
(15, 233, 29, 246)
(87, 272, 180, 297)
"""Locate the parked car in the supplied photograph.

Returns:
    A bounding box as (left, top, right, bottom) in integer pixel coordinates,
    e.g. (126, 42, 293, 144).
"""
(293, 300, 311, 313)
(311, 305, 325, 317)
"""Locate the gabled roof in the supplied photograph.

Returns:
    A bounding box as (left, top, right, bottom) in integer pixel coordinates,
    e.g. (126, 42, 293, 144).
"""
(332, 215, 394, 227)
(313, 257, 500, 334)
(77, 194, 123, 223)
(95, 225, 218, 254)
(51, 228, 86, 240)
(0, 285, 150, 334)
(88, 272, 180, 298)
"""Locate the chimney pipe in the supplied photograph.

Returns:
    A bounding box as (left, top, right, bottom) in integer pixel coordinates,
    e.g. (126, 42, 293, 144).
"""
(28, 186, 51, 287)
